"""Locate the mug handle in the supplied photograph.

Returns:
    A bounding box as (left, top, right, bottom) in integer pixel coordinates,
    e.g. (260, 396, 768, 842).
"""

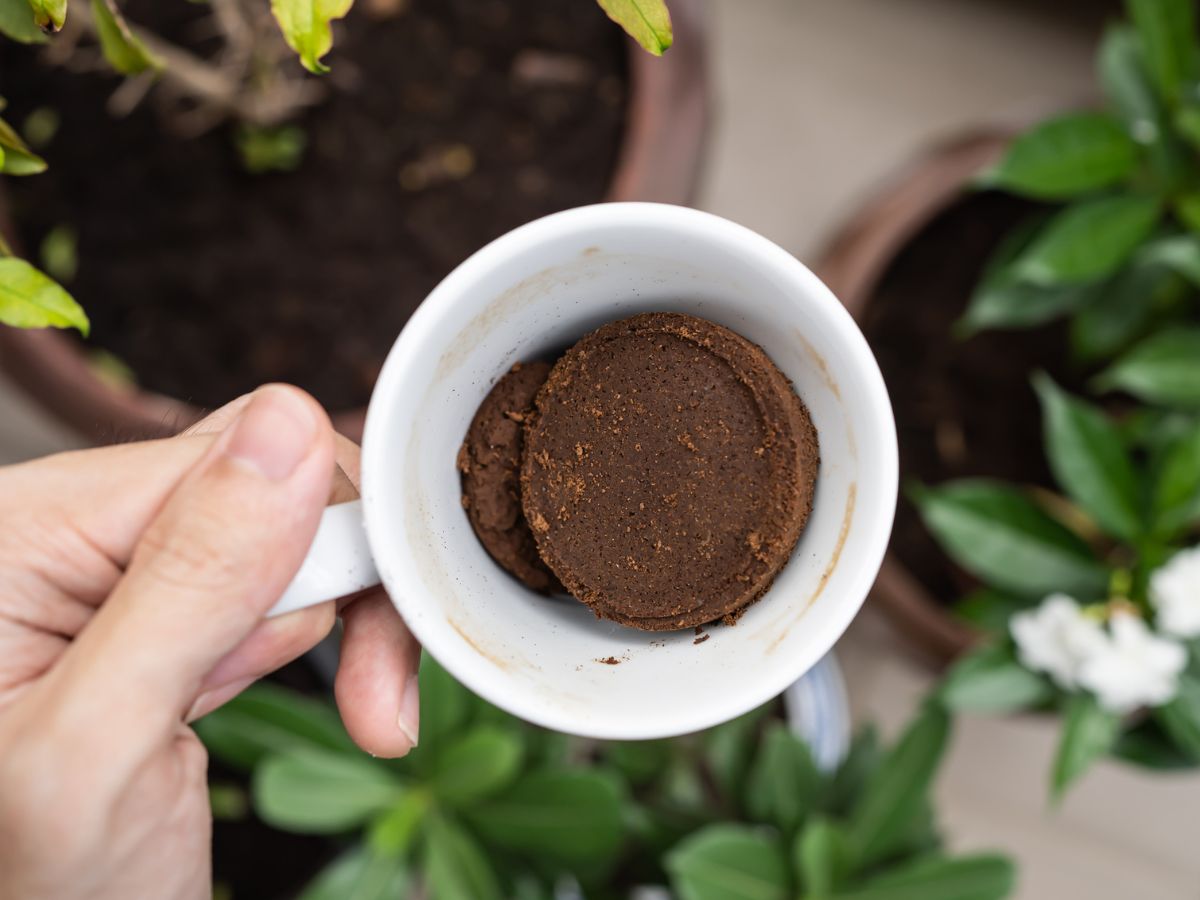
(267, 499, 381, 617)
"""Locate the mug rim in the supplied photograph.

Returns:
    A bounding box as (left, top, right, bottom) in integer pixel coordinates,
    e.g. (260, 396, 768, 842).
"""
(361, 202, 898, 737)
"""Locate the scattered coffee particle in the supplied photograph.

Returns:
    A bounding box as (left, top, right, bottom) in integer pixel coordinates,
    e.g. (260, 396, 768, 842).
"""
(596, 656, 621, 665)
(458, 362, 563, 593)
(693, 633, 710, 645)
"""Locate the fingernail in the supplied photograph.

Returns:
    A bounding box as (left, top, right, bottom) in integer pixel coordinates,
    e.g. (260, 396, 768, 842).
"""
(399, 677, 420, 748)
(225, 386, 317, 480)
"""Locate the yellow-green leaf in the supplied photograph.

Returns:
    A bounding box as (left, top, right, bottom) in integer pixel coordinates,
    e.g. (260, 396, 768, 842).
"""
(271, 0, 354, 74)
(28, 0, 66, 31)
(0, 257, 89, 335)
(0, 115, 47, 175)
(0, 0, 47, 43)
(596, 0, 672, 56)
(90, 0, 162, 75)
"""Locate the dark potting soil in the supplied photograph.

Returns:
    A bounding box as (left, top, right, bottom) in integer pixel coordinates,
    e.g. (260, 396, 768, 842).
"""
(860, 192, 1079, 605)
(0, 0, 626, 412)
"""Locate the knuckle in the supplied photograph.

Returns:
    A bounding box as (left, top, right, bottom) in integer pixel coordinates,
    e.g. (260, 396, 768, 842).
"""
(135, 511, 250, 596)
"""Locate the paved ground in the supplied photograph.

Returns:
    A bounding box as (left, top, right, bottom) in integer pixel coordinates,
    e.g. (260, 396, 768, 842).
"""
(2, 2, 1195, 897)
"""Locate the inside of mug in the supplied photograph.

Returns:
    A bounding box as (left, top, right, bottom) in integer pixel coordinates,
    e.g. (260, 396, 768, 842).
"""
(364, 207, 895, 739)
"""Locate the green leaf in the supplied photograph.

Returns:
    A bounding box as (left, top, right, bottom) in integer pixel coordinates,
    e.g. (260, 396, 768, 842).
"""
(1127, 0, 1198, 104)
(27, 0, 65, 31)
(794, 817, 850, 898)
(980, 113, 1138, 199)
(604, 739, 672, 786)
(423, 813, 502, 900)
(831, 854, 1016, 900)
(595, 0, 672, 56)
(939, 643, 1055, 714)
(0, 116, 47, 175)
(848, 703, 950, 867)
(1099, 25, 1188, 190)
(1155, 674, 1200, 759)
(0, 0, 47, 43)
(271, 0, 354, 74)
(911, 481, 1110, 600)
(0, 257, 88, 335)
(1113, 719, 1199, 769)
(1175, 191, 1200, 230)
(193, 683, 356, 770)
(89, 0, 162, 74)
(1096, 327, 1200, 407)
(431, 726, 523, 807)
(1033, 374, 1143, 541)
(704, 701, 773, 800)
(405, 654, 472, 774)
(207, 782, 248, 821)
(1135, 234, 1200, 285)
(953, 589, 1030, 635)
(253, 747, 406, 833)
(368, 791, 428, 857)
(1069, 262, 1178, 363)
(1051, 693, 1122, 800)
(1151, 418, 1200, 534)
(465, 770, 625, 868)
(297, 847, 409, 900)
(744, 722, 821, 835)
(666, 824, 790, 900)
(40, 224, 77, 283)
(1013, 194, 1161, 285)
(822, 726, 880, 816)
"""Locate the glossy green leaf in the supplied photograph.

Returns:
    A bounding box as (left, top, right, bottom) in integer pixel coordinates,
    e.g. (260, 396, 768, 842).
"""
(0, 257, 88, 335)
(368, 791, 428, 857)
(1098, 25, 1188, 189)
(90, 0, 161, 74)
(849, 703, 950, 867)
(1155, 674, 1200, 759)
(423, 814, 502, 900)
(1151, 418, 1200, 534)
(744, 722, 821, 835)
(253, 747, 405, 833)
(0, 116, 46, 175)
(911, 481, 1109, 600)
(953, 589, 1031, 635)
(596, 0, 672, 56)
(431, 726, 523, 807)
(605, 739, 672, 786)
(1034, 374, 1142, 541)
(1069, 262, 1178, 363)
(271, 0, 354, 74)
(1096, 327, 1200, 407)
(465, 770, 624, 867)
(1127, 0, 1198, 103)
(794, 818, 851, 898)
(1136, 234, 1200, 285)
(1175, 191, 1200, 230)
(0, 0, 47, 43)
(980, 113, 1137, 199)
(1051, 693, 1121, 800)
(297, 847, 409, 900)
(27, 0, 65, 30)
(1013, 194, 1160, 285)
(193, 682, 356, 770)
(831, 854, 1016, 900)
(666, 824, 790, 900)
(939, 643, 1054, 713)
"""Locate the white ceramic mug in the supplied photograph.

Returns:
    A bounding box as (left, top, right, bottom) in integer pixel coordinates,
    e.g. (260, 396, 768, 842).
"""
(270, 202, 898, 740)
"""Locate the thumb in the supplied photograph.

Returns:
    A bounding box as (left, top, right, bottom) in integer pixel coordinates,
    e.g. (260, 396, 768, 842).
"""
(49, 385, 335, 737)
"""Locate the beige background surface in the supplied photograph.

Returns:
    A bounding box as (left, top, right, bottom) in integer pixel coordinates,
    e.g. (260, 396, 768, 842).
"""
(2, 2, 1195, 897)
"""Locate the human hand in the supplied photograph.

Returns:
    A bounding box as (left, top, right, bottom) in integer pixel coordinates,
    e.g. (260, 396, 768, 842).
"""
(0, 385, 419, 900)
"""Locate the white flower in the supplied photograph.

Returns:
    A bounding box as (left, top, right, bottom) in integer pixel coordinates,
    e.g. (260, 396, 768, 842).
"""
(1077, 612, 1187, 714)
(1010, 594, 1107, 690)
(1150, 546, 1200, 639)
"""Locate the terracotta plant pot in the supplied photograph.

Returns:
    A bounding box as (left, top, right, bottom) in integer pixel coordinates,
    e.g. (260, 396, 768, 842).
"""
(0, 1, 710, 444)
(816, 129, 1017, 666)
